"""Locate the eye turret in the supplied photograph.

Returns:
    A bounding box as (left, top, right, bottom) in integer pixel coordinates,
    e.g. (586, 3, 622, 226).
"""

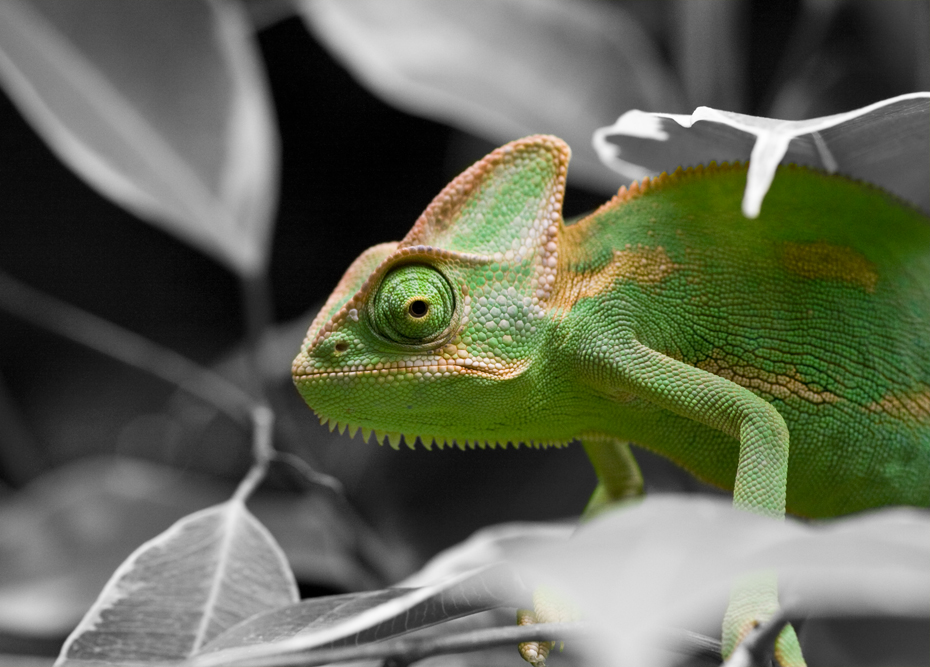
(372, 265, 455, 344)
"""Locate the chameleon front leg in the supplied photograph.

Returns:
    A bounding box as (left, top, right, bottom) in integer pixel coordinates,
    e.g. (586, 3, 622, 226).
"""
(580, 435, 644, 518)
(605, 337, 790, 517)
(588, 336, 803, 665)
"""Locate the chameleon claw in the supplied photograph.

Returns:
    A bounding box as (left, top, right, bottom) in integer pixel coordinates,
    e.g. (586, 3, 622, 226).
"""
(516, 608, 551, 667)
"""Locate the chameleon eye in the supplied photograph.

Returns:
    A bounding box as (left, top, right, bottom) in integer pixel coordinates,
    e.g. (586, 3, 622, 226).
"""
(373, 265, 455, 344)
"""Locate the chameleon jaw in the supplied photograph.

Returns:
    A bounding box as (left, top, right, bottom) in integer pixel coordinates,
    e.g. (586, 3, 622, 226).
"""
(314, 412, 571, 452)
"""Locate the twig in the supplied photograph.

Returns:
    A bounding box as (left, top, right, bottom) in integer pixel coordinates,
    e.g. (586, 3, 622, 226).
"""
(206, 622, 589, 667)
(239, 272, 275, 398)
(232, 404, 276, 503)
(0, 623, 724, 667)
(659, 628, 722, 664)
(0, 371, 46, 482)
(273, 450, 345, 496)
(0, 269, 257, 422)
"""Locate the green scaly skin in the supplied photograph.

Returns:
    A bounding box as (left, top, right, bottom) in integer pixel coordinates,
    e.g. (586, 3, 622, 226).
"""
(293, 136, 930, 664)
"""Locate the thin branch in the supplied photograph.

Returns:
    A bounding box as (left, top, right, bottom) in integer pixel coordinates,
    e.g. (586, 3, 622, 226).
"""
(222, 623, 721, 667)
(0, 371, 47, 482)
(273, 450, 345, 496)
(211, 622, 590, 667)
(238, 272, 275, 399)
(659, 628, 721, 664)
(0, 269, 257, 422)
(233, 404, 276, 503)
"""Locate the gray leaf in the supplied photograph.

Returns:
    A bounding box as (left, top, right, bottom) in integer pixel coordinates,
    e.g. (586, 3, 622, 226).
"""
(55, 499, 298, 665)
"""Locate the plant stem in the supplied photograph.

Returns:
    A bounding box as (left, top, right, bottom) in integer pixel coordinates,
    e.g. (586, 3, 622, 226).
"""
(233, 404, 275, 503)
(0, 371, 46, 483)
(207, 622, 590, 667)
(239, 271, 275, 398)
(0, 269, 256, 422)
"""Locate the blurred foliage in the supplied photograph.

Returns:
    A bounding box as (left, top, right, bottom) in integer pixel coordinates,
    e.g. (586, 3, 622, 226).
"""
(511, 496, 930, 667)
(594, 94, 929, 216)
(0, 0, 926, 663)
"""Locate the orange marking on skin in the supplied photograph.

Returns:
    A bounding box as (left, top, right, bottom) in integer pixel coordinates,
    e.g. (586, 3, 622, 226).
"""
(553, 245, 679, 310)
(553, 163, 747, 312)
(865, 387, 930, 422)
(779, 241, 878, 293)
(698, 354, 842, 405)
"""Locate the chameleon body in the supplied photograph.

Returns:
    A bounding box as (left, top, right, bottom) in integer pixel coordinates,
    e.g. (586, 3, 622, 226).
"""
(293, 136, 930, 662)
(293, 135, 930, 518)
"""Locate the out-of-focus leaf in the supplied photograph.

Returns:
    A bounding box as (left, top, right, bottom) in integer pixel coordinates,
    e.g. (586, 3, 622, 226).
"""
(671, 0, 744, 112)
(0, 457, 228, 638)
(507, 495, 930, 667)
(399, 521, 573, 588)
(193, 563, 525, 665)
(594, 92, 930, 218)
(55, 496, 298, 665)
(0, 0, 278, 277)
(298, 0, 685, 194)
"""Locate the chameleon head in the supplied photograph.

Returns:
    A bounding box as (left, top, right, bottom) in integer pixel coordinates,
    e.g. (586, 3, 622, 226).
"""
(292, 135, 575, 449)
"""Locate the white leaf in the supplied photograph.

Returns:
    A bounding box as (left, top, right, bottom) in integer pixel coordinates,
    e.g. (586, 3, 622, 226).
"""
(55, 498, 298, 665)
(508, 495, 930, 667)
(594, 92, 930, 217)
(0, 0, 278, 276)
(298, 0, 685, 194)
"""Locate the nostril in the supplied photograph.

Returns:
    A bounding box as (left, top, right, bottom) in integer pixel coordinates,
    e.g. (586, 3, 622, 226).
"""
(334, 341, 349, 353)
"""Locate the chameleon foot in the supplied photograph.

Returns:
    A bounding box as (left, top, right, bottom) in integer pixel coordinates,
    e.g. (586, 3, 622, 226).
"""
(516, 608, 551, 667)
(516, 586, 579, 666)
(722, 571, 806, 667)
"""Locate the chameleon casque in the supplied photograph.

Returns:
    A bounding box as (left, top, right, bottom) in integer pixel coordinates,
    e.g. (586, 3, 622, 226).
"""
(293, 135, 930, 664)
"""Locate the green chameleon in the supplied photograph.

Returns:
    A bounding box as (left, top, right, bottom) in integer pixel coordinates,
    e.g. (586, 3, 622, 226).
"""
(293, 135, 930, 665)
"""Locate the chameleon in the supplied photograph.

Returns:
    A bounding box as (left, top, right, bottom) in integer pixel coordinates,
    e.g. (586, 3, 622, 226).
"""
(292, 135, 930, 664)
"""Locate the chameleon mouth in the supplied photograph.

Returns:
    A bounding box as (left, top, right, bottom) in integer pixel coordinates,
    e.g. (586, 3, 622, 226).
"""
(293, 366, 464, 379)
(293, 356, 533, 382)
(314, 412, 570, 451)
